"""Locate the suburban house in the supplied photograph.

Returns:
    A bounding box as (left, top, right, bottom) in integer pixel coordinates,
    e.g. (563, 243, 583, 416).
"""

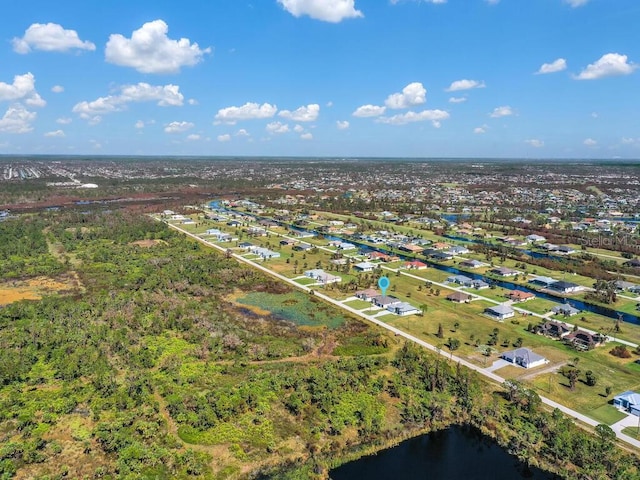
(557, 245, 576, 254)
(239, 241, 253, 249)
(405, 260, 428, 270)
(399, 244, 424, 254)
(353, 261, 376, 273)
(501, 348, 548, 369)
(623, 258, 640, 269)
(205, 229, 233, 242)
(536, 320, 572, 339)
(447, 292, 472, 303)
(251, 247, 280, 259)
(613, 391, 640, 416)
(447, 246, 470, 255)
(330, 258, 347, 266)
(431, 242, 451, 250)
(459, 259, 486, 269)
(549, 281, 583, 294)
(529, 276, 558, 288)
(614, 280, 640, 293)
(551, 304, 581, 316)
(279, 239, 296, 246)
(247, 226, 267, 236)
(227, 220, 242, 227)
(336, 242, 356, 251)
(484, 304, 515, 320)
(526, 234, 547, 243)
(471, 280, 490, 290)
(304, 269, 341, 285)
(564, 329, 606, 350)
(355, 288, 379, 301)
(507, 290, 536, 302)
(372, 295, 402, 308)
(368, 251, 397, 262)
(387, 302, 421, 316)
(431, 251, 454, 261)
(490, 266, 521, 277)
(447, 274, 473, 286)
(293, 244, 313, 252)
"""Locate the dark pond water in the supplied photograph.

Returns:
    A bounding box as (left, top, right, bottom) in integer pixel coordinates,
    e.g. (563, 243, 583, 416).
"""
(330, 425, 559, 480)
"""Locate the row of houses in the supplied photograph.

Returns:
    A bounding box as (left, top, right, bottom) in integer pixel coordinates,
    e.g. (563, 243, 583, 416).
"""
(354, 289, 422, 316)
(535, 320, 606, 350)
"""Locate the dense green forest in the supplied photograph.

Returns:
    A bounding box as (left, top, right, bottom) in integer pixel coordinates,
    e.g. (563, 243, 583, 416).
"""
(0, 211, 638, 479)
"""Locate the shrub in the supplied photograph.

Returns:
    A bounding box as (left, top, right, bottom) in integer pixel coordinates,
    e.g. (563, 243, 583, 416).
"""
(610, 345, 632, 358)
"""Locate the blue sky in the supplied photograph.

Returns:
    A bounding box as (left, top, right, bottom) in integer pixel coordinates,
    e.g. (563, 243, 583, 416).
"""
(0, 0, 639, 158)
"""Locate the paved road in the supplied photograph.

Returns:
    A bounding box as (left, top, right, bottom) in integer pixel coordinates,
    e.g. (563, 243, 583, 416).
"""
(164, 220, 640, 450)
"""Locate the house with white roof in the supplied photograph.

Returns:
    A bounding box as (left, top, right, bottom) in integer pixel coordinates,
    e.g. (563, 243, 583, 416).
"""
(501, 348, 548, 369)
(614, 391, 640, 416)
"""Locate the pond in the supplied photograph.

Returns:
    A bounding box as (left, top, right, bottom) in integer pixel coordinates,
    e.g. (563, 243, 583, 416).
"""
(330, 425, 559, 480)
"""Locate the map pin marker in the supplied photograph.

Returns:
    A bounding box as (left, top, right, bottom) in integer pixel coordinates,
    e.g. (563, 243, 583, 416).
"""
(378, 276, 390, 298)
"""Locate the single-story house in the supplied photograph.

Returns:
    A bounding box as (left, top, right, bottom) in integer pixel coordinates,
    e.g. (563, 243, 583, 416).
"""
(253, 247, 280, 259)
(405, 260, 428, 270)
(368, 251, 396, 262)
(280, 239, 296, 246)
(490, 267, 521, 277)
(447, 246, 470, 255)
(355, 288, 380, 301)
(459, 259, 485, 269)
(614, 280, 639, 292)
(431, 242, 451, 250)
(447, 274, 473, 286)
(372, 295, 402, 308)
(447, 292, 472, 303)
(247, 226, 267, 236)
(549, 281, 583, 294)
(536, 320, 572, 339)
(484, 304, 515, 320)
(227, 220, 242, 227)
(330, 258, 347, 266)
(529, 276, 557, 288)
(399, 244, 424, 254)
(304, 269, 341, 285)
(501, 348, 548, 369)
(526, 234, 546, 242)
(387, 302, 422, 316)
(564, 329, 605, 350)
(613, 391, 640, 416)
(432, 252, 454, 261)
(293, 244, 313, 252)
(337, 242, 356, 250)
(557, 245, 576, 254)
(471, 280, 490, 290)
(624, 258, 640, 268)
(239, 241, 253, 249)
(353, 261, 376, 273)
(551, 304, 581, 316)
(507, 290, 536, 302)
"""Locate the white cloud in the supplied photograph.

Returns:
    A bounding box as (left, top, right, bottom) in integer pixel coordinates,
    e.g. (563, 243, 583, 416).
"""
(12, 23, 95, 54)
(574, 53, 637, 80)
(44, 129, 65, 138)
(188, 98, 198, 105)
(584, 138, 597, 146)
(565, 0, 588, 7)
(0, 72, 46, 107)
(489, 105, 513, 118)
(385, 82, 427, 109)
(56, 117, 72, 125)
(135, 120, 145, 129)
(352, 104, 386, 117)
(266, 121, 290, 134)
(336, 120, 350, 130)
(391, 0, 447, 4)
(377, 109, 449, 127)
(445, 79, 485, 92)
(51, 85, 64, 93)
(105, 19, 210, 74)
(293, 124, 305, 133)
(536, 58, 567, 74)
(474, 125, 488, 134)
(217, 134, 231, 142)
(621, 137, 638, 145)
(326, 101, 333, 107)
(235, 129, 250, 137)
(187, 134, 201, 141)
(215, 102, 277, 124)
(164, 121, 194, 133)
(73, 83, 184, 121)
(0, 104, 37, 134)
(277, 0, 363, 23)
(300, 132, 313, 140)
(449, 97, 467, 104)
(279, 103, 320, 122)
(525, 139, 544, 148)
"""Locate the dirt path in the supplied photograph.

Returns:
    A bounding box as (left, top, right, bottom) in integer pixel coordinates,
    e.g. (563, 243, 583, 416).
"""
(518, 361, 567, 381)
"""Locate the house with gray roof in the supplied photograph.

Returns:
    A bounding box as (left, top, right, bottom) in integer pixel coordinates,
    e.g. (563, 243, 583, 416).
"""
(551, 304, 581, 316)
(501, 348, 548, 369)
(614, 391, 640, 416)
(484, 304, 515, 320)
